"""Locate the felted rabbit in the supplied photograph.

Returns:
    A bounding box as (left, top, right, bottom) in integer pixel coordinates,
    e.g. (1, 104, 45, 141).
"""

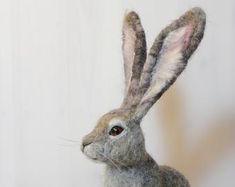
(81, 7, 206, 187)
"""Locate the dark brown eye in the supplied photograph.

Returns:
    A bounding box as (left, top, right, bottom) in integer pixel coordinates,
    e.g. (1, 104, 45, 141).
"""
(109, 126, 124, 136)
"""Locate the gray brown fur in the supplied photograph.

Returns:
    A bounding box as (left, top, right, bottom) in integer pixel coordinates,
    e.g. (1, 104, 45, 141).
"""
(122, 12, 147, 108)
(81, 7, 206, 187)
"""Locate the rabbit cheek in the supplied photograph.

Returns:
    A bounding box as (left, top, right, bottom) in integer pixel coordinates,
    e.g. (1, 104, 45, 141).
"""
(103, 141, 112, 155)
(108, 138, 130, 163)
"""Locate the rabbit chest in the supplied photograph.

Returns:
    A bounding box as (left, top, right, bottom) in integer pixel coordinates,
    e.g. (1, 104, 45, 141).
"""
(104, 162, 161, 187)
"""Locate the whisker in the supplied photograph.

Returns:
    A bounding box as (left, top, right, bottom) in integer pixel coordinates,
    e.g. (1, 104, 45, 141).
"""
(98, 150, 122, 172)
(57, 143, 80, 147)
(109, 141, 130, 170)
(93, 144, 122, 172)
(87, 134, 129, 171)
(57, 136, 80, 143)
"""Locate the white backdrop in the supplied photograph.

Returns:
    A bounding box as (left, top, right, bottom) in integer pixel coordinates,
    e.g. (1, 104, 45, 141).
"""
(0, 0, 235, 187)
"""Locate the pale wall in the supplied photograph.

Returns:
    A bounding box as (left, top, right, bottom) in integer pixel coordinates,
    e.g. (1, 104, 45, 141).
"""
(0, 0, 235, 187)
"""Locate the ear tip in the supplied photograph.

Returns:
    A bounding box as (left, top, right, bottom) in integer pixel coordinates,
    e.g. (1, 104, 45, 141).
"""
(185, 7, 206, 23)
(190, 7, 206, 15)
(124, 11, 140, 24)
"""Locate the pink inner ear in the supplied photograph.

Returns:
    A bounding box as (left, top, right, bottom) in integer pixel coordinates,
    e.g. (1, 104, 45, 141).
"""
(166, 24, 193, 52)
(182, 24, 193, 49)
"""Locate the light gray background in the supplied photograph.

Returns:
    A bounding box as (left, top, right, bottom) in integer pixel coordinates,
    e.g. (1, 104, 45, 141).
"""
(0, 0, 235, 187)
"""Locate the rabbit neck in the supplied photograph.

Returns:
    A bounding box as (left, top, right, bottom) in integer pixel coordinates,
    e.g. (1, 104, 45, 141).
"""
(104, 154, 160, 187)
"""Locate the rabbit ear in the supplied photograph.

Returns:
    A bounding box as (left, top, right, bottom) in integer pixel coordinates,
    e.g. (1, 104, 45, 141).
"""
(134, 7, 206, 121)
(121, 11, 147, 108)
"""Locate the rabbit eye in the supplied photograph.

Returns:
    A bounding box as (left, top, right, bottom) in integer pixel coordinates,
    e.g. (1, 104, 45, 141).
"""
(109, 126, 124, 136)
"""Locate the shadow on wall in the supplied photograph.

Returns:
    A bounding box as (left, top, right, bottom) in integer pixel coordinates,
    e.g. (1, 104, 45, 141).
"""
(157, 85, 235, 186)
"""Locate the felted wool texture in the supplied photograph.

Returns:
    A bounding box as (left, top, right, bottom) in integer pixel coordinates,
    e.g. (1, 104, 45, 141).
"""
(82, 7, 206, 187)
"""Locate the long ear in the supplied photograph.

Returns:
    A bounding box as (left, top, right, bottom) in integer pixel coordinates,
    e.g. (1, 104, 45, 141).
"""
(134, 7, 206, 121)
(121, 11, 147, 108)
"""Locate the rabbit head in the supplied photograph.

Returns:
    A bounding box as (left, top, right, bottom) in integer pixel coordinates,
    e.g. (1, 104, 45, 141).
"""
(81, 109, 146, 166)
(81, 7, 206, 167)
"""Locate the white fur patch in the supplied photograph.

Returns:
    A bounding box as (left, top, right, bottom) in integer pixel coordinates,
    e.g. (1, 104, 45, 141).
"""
(123, 24, 136, 94)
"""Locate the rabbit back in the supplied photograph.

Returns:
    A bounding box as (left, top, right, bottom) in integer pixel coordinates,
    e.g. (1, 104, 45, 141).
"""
(159, 165, 190, 187)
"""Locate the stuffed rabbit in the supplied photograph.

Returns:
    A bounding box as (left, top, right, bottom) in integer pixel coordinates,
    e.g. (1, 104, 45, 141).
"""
(81, 7, 206, 187)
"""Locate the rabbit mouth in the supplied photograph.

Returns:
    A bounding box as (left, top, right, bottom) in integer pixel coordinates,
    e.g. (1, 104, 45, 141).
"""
(83, 144, 107, 162)
(83, 145, 98, 160)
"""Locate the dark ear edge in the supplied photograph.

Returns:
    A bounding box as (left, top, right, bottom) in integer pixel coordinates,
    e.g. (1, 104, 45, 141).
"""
(121, 11, 147, 108)
(150, 7, 206, 62)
